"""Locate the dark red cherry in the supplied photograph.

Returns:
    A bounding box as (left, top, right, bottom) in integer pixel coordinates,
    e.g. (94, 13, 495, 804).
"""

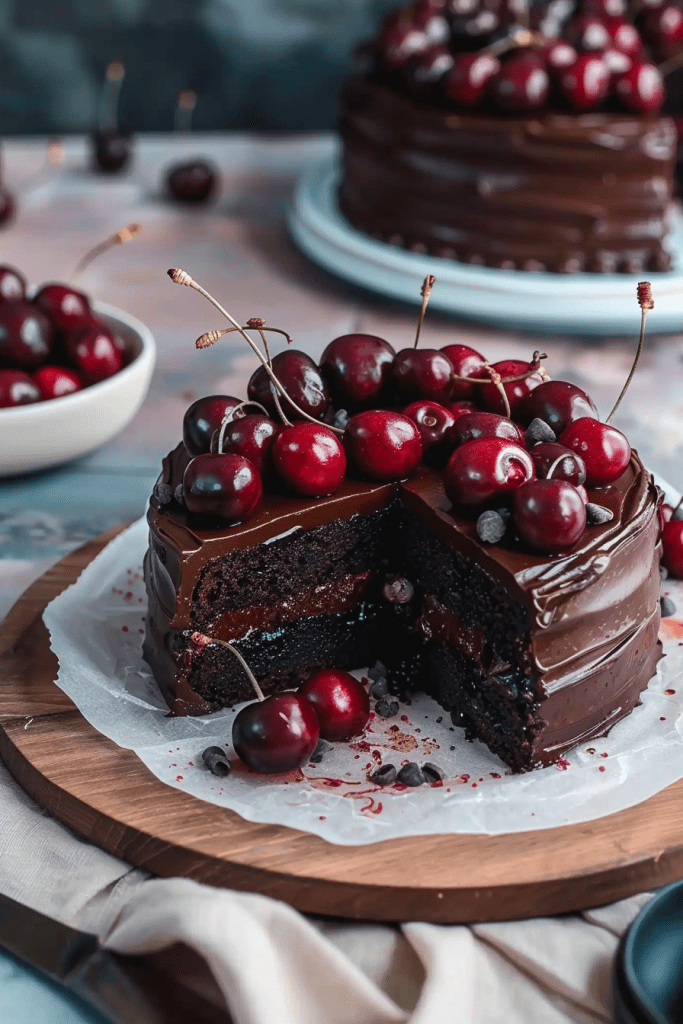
(512, 479, 587, 554)
(521, 380, 598, 435)
(33, 365, 82, 400)
(345, 410, 423, 481)
(65, 322, 123, 383)
(440, 343, 486, 401)
(299, 669, 370, 741)
(613, 61, 665, 113)
(639, 5, 683, 57)
(662, 519, 683, 578)
(529, 442, 587, 486)
(0, 188, 15, 227)
(565, 15, 611, 51)
(449, 411, 524, 447)
(272, 422, 346, 497)
(391, 348, 454, 404)
(33, 284, 92, 335)
(166, 160, 218, 203)
(478, 359, 545, 417)
(183, 452, 262, 523)
(403, 399, 455, 462)
(491, 51, 550, 114)
(583, 0, 626, 17)
(444, 52, 500, 107)
(446, 399, 479, 420)
(559, 417, 631, 487)
(543, 40, 578, 70)
(249, 350, 329, 421)
(319, 333, 395, 410)
(220, 413, 279, 474)
(92, 130, 132, 173)
(401, 45, 454, 96)
(0, 265, 26, 304)
(444, 437, 535, 507)
(560, 53, 610, 110)
(232, 692, 319, 774)
(605, 18, 642, 57)
(0, 369, 40, 407)
(0, 302, 54, 369)
(183, 395, 242, 456)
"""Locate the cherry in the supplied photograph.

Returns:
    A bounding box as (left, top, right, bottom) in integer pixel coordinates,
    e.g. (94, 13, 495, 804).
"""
(166, 160, 218, 203)
(183, 452, 262, 523)
(444, 53, 500, 107)
(614, 62, 665, 113)
(444, 437, 535, 507)
(478, 359, 545, 417)
(220, 413, 279, 475)
(446, 399, 479, 420)
(33, 284, 92, 335)
(0, 188, 16, 227)
(449, 411, 524, 447)
(559, 417, 631, 487)
(299, 669, 370, 741)
(401, 45, 454, 96)
(520, 380, 598, 435)
(565, 15, 611, 51)
(33, 365, 82, 400)
(248, 350, 329, 421)
(0, 302, 54, 369)
(232, 691, 320, 774)
(183, 395, 242, 456)
(0, 265, 26, 304)
(65, 322, 123, 383)
(440, 343, 486, 401)
(272, 422, 346, 497)
(512, 479, 587, 554)
(92, 131, 132, 173)
(662, 519, 683, 578)
(583, 0, 627, 17)
(391, 348, 454, 404)
(529, 442, 587, 486)
(491, 51, 550, 114)
(378, 24, 429, 69)
(543, 41, 578, 71)
(560, 53, 611, 110)
(319, 333, 395, 410)
(403, 399, 456, 462)
(0, 369, 40, 407)
(344, 410, 423, 481)
(639, 5, 683, 57)
(605, 19, 642, 57)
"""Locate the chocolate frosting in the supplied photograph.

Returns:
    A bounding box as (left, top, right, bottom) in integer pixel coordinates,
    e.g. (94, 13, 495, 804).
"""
(338, 75, 677, 274)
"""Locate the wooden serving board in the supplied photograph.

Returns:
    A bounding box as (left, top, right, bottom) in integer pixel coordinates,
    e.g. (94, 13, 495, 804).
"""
(2, 527, 683, 925)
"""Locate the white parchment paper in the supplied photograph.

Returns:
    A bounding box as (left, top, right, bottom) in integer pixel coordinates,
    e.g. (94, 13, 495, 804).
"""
(43, 514, 683, 845)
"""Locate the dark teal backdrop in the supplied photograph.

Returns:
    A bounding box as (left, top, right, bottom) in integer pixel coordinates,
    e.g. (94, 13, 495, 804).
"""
(0, 0, 397, 134)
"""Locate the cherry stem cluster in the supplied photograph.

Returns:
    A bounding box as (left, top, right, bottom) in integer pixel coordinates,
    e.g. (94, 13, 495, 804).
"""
(452, 352, 548, 420)
(189, 631, 265, 702)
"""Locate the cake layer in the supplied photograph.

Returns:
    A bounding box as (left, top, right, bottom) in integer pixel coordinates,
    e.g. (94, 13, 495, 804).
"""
(338, 75, 677, 274)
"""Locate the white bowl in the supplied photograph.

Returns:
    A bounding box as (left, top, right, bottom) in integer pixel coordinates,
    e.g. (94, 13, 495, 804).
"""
(0, 301, 156, 476)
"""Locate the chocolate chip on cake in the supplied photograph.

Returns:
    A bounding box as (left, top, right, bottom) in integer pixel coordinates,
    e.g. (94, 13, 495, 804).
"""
(309, 738, 334, 763)
(174, 483, 185, 506)
(375, 696, 399, 718)
(422, 762, 444, 783)
(586, 503, 614, 526)
(370, 764, 397, 785)
(201, 746, 231, 777)
(524, 418, 556, 446)
(154, 481, 174, 506)
(397, 762, 424, 786)
(477, 509, 507, 544)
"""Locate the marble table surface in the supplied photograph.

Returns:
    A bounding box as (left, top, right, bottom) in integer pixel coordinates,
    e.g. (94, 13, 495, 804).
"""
(2, 132, 683, 1021)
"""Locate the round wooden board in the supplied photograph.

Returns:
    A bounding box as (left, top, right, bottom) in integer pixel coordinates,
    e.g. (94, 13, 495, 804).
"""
(2, 528, 683, 925)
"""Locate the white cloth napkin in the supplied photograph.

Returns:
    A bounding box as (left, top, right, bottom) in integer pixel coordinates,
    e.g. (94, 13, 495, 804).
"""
(0, 753, 649, 1024)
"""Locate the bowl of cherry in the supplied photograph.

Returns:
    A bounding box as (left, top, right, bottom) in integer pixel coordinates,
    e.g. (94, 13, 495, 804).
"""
(0, 265, 155, 476)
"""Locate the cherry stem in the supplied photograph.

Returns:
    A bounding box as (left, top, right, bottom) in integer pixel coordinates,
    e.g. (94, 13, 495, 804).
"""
(70, 223, 141, 283)
(17, 139, 63, 196)
(606, 283, 652, 424)
(483, 362, 511, 418)
(452, 352, 548, 388)
(546, 454, 569, 480)
(189, 632, 265, 701)
(481, 26, 539, 59)
(413, 274, 435, 349)
(175, 89, 196, 133)
(170, 268, 345, 434)
(422, 415, 437, 428)
(256, 327, 292, 427)
(99, 59, 124, 134)
(215, 401, 269, 454)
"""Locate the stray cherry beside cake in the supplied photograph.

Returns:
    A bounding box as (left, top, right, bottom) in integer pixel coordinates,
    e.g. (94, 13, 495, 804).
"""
(338, 0, 678, 273)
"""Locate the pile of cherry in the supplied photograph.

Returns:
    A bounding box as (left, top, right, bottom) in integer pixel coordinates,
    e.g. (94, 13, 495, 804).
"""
(0, 265, 130, 408)
(373, 0, 681, 115)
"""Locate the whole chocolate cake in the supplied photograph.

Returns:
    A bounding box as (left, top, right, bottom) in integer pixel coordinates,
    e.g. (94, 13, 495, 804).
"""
(338, 0, 678, 273)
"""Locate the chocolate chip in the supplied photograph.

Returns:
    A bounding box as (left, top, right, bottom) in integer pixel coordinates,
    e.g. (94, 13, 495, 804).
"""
(370, 764, 397, 785)
(333, 408, 350, 430)
(586, 503, 614, 526)
(422, 762, 444, 783)
(661, 595, 677, 618)
(310, 738, 334, 763)
(368, 661, 387, 681)
(382, 576, 414, 603)
(174, 484, 185, 506)
(477, 510, 507, 544)
(375, 696, 399, 718)
(397, 762, 424, 786)
(201, 746, 230, 777)
(154, 481, 173, 506)
(524, 418, 556, 446)
(370, 677, 389, 699)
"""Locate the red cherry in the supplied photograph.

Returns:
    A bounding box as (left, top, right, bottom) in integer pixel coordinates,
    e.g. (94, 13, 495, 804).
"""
(446, 399, 479, 420)
(491, 52, 550, 114)
(272, 422, 346, 497)
(520, 380, 598, 434)
(345, 410, 423, 481)
(444, 53, 500, 107)
(403, 399, 456, 462)
(220, 413, 279, 474)
(0, 302, 54, 369)
(319, 333, 395, 410)
(565, 15, 611, 51)
(391, 348, 454, 403)
(182, 395, 242, 456)
(559, 417, 631, 487)
(449, 411, 524, 447)
(605, 18, 642, 57)
(662, 519, 683, 578)
(444, 437, 535, 507)
(33, 284, 92, 335)
(0, 369, 40, 407)
(248, 350, 329, 422)
(559, 53, 610, 110)
(478, 359, 545, 417)
(513, 480, 587, 554)
(92, 131, 132, 173)
(583, 0, 627, 17)
(33, 365, 82, 400)
(639, 5, 683, 57)
(401, 45, 454, 95)
(0, 265, 26, 304)
(183, 452, 263, 523)
(65, 322, 123, 383)
(529, 442, 587, 486)
(613, 61, 665, 113)
(232, 692, 319, 774)
(440, 343, 487, 400)
(543, 41, 578, 70)
(166, 160, 218, 203)
(299, 669, 370, 741)
(379, 25, 428, 69)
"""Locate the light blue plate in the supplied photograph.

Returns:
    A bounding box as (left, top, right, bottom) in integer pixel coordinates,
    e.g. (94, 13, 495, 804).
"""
(289, 151, 683, 337)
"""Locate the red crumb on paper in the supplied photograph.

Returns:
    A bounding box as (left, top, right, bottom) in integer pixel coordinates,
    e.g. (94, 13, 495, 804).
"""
(121, 625, 129, 633)
(665, 689, 676, 696)
(343, 789, 384, 815)
(319, 815, 326, 820)
(490, 772, 501, 779)
(422, 737, 440, 755)
(460, 774, 470, 783)
(471, 783, 477, 788)
(599, 766, 606, 772)
(400, 715, 409, 723)
(600, 752, 608, 758)
(661, 717, 667, 721)
(308, 777, 362, 790)
(176, 775, 183, 781)
(385, 725, 418, 753)
(556, 757, 570, 771)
